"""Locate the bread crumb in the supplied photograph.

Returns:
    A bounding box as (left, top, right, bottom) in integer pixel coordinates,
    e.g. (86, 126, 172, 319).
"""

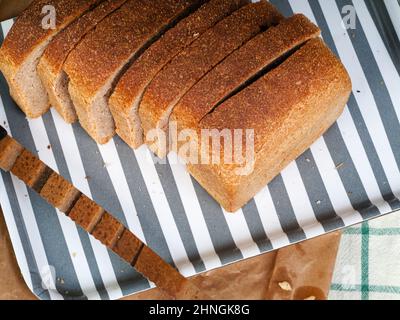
(72, 252, 77, 258)
(278, 281, 292, 291)
(304, 296, 316, 300)
(335, 162, 344, 170)
(47, 145, 51, 150)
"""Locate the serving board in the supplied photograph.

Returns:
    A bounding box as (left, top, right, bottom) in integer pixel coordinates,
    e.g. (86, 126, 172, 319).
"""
(0, 0, 399, 300)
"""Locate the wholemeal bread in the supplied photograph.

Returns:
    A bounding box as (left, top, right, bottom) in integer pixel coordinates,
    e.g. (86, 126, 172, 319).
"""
(139, 0, 283, 158)
(109, 0, 247, 149)
(68, 194, 104, 232)
(38, 0, 127, 124)
(64, 0, 200, 144)
(0, 0, 103, 118)
(187, 38, 351, 212)
(170, 14, 320, 152)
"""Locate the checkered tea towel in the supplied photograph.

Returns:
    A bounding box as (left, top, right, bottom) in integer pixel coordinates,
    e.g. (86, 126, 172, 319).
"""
(329, 210, 400, 300)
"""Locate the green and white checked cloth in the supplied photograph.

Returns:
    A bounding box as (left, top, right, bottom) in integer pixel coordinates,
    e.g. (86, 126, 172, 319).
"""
(329, 210, 400, 300)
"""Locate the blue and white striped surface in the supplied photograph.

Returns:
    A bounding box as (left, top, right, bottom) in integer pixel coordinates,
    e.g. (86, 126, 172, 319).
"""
(0, 0, 399, 300)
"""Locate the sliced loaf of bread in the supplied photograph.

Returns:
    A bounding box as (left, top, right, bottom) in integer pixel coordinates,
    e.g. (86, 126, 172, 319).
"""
(64, 0, 200, 144)
(38, 0, 127, 124)
(109, 0, 247, 149)
(138, 0, 283, 158)
(189, 39, 352, 212)
(0, 0, 103, 118)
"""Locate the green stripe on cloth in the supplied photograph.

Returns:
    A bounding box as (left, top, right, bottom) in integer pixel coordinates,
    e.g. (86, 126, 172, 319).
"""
(343, 228, 400, 235)
(361, 222, 369, 300)
(331, 284, 400, 294)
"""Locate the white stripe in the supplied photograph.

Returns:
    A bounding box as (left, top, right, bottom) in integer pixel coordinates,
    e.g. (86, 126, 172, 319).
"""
(0, 170, 33, 292)
(167, 153, 221, 270)
(318, 0, 400, 208)
(97, 141, 145, 241)
(352, 0, 400, 195)
(134, 147, 196, 277)
(280, 162, 325, 237)
(1, 20, 13, 37)
(384, 0, 400, 39)
(222, 208, 260, 259)
(311, 138, 363, 226)
(11, 176, 63, 300)
(28, 117, 100, 300)
(253, 187, 290, 248)
(50, 110, 123, 300)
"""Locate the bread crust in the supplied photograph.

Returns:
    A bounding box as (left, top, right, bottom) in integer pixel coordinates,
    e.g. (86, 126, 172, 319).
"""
(171, 14, 320, 133)
(109, 0, 247, 149)
(0, 0, 102, 118)
(139, 0, 283, 158)
(190, 39, 352, 212)
(64, 0, 198, 144)
(38, 0, 127, 123)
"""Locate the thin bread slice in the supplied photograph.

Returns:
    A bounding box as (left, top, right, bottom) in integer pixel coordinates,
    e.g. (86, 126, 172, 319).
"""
(64, 0, 200, 144)
(189, 38, 352, 212)
(171, 14, 321, 150)
(139, 0, 283, 158)
(0, 0, 103, 118)
(38, 0, 127, 124)
(109, 0, 247, 149)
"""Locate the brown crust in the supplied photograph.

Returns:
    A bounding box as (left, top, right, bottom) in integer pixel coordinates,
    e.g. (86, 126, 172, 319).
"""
(10, 149, 49, 189)
(40, 172, 81, 213)
(112, 229, 143, 264)
(172, 14, 320, 131)
(68, 194, 104, 232)
(0, 136, 24, 171)
(109, 0, 245, 148)
(191, 38, 351, 211)
(91, 212, 125, 247)
(64, 0, 195, 100)
(139, 0, 283, 154)
(0, 0, 101, 67)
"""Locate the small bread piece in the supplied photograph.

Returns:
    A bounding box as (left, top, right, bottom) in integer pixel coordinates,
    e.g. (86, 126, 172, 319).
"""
(40, 172, 81, 213)
(191, 38, 352, 212)
(112, 228, 143, 264)
(64, 0, 199, 144)
(0, 0, 103, 118)
(68, 194, 104, 232)
(139, 0, 283, 158)
(0, 136, 24, 172)
(109, 0, 247, 149)
(171, 14, 320, 148)
(91, 212, 124, 247)
(11, 149, 52, 191)
(38, 0, 127, 124)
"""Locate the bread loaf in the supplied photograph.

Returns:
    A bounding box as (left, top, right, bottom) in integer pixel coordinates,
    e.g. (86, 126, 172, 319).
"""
(139, 0, 283, 158)
(188, 38, 351, 212)
(38, 0, 127, 124)
(0, 0, 103, 118)
(64, 0, 200, 144)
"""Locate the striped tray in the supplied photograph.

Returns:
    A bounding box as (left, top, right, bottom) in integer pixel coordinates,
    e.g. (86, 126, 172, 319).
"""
(0, 0, 399, 300)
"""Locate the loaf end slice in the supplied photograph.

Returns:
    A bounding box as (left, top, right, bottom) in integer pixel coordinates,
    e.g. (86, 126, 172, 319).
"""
(38, 0, 127, 124)
(109, 0, 248, 149)
(65, 0, 200, 145)
(192, 38, 352, 212)
(0, 0, 102, 118)
(139, 0, 283, 158)
(0, 135, 24, 171)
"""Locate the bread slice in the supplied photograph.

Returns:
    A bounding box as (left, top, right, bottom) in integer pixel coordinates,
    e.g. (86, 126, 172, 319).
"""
(109, 0, 247, 149)
(170, 14, 321, 150)
(187, 38, 352, 212)
(38, 0, 127, 124)
(139, 0, 283, 158)
(64, 0, 200, 144)
(0, 0, 103, 118)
